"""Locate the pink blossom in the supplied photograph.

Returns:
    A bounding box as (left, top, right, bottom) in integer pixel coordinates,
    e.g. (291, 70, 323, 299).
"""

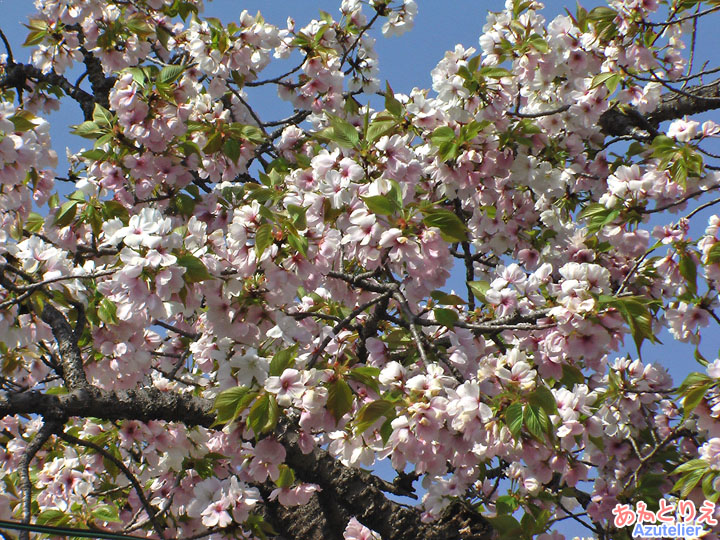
(343, 517, 382, 540)
(268, 483, 321, 506)
(265, 368, 305, 406)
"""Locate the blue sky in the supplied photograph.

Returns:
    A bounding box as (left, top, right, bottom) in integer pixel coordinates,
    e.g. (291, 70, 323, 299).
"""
(2, 1, 719, 537)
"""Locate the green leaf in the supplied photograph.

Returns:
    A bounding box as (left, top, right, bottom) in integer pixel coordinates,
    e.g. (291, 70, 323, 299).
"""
(324, 113, 360, 148)
(478, 66, 512, 78)
(125, 66, 148, 87)
(430, 126, 456, 146)
(229, 123, 265, 144)
(433, 307, 459, 327)
(326, 378, 353, 422)
(356, 399, 395, 434)
(10, 111, 37, 132)
(362, 195, 397, 216)
(676, 467, 707, 497)
(255, 223, 273, 257)
(387, 180, 404, 211)
(247, 394, 278, 436)
(677, 371, 713, 393)
(678, 251, 697, 295)
(527, 33, 549, 53)
(92, 504, 122, 523)
(385, 82, 403, 117)
(579, 203, 620, 234)
(159, 64, 186, 84)
(524, 405, 550, 439)
(174, 193, 196, 217)
(53, 201, 78, 227)
(223, 139, 241, 163)
(245, 513, 279, 540)
(430, 290, 467, 305)
(366, 114, 397, 143)
(587, 6, 617, 20)
(92, 103, 114, 127)
(288, 204, 308, 230)
(671, 159, 688, 188)
(488, 515, 522, 535)
(36, 509, 69, 526)
(269, 347, 296, 377)
(495, 495, 519, 515)
(590, 72, 617, 90)
(702, 471, 719, 500)
(422, 209, 468, 242)
(598, 295, 657, 354)
(528, 386, 557, 415)
(467, 280, 490, 302)
(102, 200, 129, 222)
(71, 121, 105, 139)
(177, 254, 212, 282)
(126, 13, 154, 36)
(706, 243, 720, 264)
(213, 386, 252, 425)
(287, 232, 308, 256)
(683, 385, 710, 416)
(275, 464, 296, 488)
(505, 403, 524, 438)
(347, 366, 381, 393)
(23, 29, 47, 47)
(81, 148, 107, 161)
(560, 364, 585, 388)
(651, 135, 677, 159)
(25, 212, 44, 233)
(97, 298, 118, 325)
(203, 132, 224, 154)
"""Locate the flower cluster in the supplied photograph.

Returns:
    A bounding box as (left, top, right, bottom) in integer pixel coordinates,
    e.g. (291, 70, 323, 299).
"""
(2, 0, 720, 538)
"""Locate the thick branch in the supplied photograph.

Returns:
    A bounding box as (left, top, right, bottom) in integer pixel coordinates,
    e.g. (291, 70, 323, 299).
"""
(275, 420, 493, 540)
(0, 62, 95, 119)
(647, 78, 720, 124)
(0, 386, 215, 426)
(599, 78, 720, 137)
(40, 303, 90, 390)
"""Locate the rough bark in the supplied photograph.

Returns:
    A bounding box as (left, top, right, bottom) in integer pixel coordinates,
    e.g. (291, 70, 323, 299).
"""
(599, 78, 720, 137)
(275, 419, 494, 540)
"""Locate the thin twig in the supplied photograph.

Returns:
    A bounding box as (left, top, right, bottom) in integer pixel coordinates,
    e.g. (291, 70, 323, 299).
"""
(640, 4, 720, 27)
(59, 431, 167, 539)
(19, 420, 62, 540)
(340, 12, 381, 66)
(307, 291, 393, 368)
(641, 182, 720, 215)
(244, 62, 304, 87)
(681, 3, 700, 90)
(683, 195, 720, 220)
(393, 291, 428, 366)
(152, 320, 199, 340)
(0, 28, 14, 65)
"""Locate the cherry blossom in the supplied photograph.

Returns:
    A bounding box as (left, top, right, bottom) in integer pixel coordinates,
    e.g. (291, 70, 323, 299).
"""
(1, 0, 720, 538)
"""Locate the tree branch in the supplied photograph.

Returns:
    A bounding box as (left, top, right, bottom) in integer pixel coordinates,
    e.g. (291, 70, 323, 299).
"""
(598, 78, 720, 138)
(0, 62, 95, 119)
(274, 419, 493, 540)
(19, 420, 62, 540)
(58, 431, 167, 539)
(40, 303, 90, 390)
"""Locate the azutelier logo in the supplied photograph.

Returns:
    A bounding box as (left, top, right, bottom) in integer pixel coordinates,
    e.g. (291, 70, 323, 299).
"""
(612, 500, 717, 538)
